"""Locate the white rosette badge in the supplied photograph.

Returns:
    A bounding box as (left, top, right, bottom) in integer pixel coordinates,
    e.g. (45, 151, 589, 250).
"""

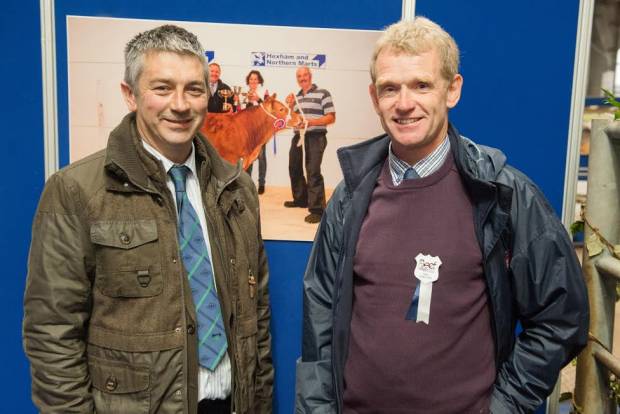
(409, 253, 442, 324)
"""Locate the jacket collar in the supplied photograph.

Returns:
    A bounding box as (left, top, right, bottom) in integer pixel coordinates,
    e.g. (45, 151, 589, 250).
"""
(337, 134, 389, 197)
(448, 123, 506, 183)
(104, 112, 241, 198)
(337, 122, 507, 195)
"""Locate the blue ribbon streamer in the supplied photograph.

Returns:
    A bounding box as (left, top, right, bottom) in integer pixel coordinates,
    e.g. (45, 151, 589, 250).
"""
(405, 284, 420, 321)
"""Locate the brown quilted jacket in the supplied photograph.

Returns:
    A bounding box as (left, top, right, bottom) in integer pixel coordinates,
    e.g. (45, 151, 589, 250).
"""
(23, 113, 273, 413)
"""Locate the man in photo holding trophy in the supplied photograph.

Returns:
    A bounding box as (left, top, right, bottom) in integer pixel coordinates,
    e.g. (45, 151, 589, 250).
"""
(207, 62, 234, 113)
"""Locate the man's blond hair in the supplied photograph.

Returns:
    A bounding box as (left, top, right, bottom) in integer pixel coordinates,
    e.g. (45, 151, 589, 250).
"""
(370, 17, 460, 83)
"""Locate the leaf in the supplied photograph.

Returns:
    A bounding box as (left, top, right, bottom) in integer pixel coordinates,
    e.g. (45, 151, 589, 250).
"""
(570, 220, 584, 236)
(602, 88, 620, 108)
(586, 233, 604, 257)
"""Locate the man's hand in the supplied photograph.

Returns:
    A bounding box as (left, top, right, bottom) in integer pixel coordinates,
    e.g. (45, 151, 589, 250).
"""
(286, 93, 295, 108)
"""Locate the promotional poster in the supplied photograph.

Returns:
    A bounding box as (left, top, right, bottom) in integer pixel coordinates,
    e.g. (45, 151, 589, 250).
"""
(68, 16, 384, 240)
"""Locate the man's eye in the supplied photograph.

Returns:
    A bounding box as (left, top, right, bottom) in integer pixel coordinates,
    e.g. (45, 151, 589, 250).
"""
(418, 83, 429, 90)
(379, 86, 397, 96)
(187, 88, 205, 96)
(154, 85, 170, 92)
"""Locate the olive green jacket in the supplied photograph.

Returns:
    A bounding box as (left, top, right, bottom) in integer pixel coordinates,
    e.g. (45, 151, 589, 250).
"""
(23, 113, 273, 413)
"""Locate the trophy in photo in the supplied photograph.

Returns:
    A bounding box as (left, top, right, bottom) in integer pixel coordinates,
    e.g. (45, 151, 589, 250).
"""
(218, 89, 233, 112)
(232, 86, 242, 109)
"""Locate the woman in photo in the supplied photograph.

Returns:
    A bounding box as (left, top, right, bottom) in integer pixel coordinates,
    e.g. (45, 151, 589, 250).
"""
(243, 70, 268, 194)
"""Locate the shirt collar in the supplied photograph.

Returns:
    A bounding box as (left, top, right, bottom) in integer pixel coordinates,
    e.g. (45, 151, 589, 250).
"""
(388, 136, 450, 186)
(141, 139, 198, 178)
(209, 81, 218, 94)
(298, 83, 317, 96)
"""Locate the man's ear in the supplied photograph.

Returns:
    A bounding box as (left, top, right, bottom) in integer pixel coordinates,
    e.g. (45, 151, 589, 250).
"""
(369, 83, 380, 115)
(120, 81, 138, 112)
(446, 74, 463, 109)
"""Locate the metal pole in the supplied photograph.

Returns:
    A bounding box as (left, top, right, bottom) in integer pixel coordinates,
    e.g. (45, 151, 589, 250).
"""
(401, 0, 416, 21)
(597, 256, 620, 282)
(594, 347, 620, 378)
(40, 0, 58, 179)
(574, 119, 620, 414)
(562, 0, 595, 233)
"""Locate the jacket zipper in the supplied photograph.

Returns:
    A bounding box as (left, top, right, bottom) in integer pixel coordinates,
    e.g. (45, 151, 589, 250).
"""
(157, 187, 192, 413)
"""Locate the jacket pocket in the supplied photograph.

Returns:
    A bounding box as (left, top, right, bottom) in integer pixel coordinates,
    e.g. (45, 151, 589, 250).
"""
(90, 219, 163, 298)
(89, 356, 150, 414)
(91, 220, 163, 298)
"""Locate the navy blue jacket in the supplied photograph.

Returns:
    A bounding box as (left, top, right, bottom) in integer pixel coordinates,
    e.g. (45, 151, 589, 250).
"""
(295, 124, 589, 413)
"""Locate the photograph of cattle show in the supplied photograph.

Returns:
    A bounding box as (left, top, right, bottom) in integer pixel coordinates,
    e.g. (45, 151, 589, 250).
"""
(67, 16, 384, 240)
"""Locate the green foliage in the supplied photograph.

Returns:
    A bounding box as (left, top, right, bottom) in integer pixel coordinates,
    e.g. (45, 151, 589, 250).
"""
(602, 88, 620, 120)
(570, 220, 584, 236)
(610, 374, 620, 405)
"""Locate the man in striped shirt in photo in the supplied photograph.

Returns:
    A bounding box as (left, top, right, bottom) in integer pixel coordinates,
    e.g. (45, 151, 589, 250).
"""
(285, 66, 336, 224)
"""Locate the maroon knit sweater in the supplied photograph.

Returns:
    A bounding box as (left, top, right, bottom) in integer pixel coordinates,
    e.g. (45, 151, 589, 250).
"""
(343, 154, 496, 414)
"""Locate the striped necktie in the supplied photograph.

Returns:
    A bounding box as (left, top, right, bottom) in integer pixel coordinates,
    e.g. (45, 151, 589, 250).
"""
(169, 165, 227, 371)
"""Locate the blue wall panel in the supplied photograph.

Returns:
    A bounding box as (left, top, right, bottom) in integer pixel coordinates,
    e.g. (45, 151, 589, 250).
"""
(416, 0, 580, 214)
(265, 241, 311, 414)
(1, 1, 44, 412)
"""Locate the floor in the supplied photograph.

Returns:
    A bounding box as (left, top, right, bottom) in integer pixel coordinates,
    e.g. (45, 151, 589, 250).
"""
(258, 185, 333, 241)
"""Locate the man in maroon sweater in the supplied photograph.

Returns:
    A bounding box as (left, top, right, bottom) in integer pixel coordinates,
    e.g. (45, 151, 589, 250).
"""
(295, 17, 588, 414)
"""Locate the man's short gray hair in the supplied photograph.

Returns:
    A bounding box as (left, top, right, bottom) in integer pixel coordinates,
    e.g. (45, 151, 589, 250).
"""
(370, 17, 460, 83)
(124, 25, 208, 91)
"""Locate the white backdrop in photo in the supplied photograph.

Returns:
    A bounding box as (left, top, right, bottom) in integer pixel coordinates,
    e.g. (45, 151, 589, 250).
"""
(67, 16, 384, 188)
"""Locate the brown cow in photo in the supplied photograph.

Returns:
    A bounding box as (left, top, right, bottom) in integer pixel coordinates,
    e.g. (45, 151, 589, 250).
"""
(201, 94, 301, 170)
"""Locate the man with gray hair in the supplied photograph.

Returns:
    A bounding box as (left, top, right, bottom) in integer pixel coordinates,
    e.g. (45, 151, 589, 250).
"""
(296, 17, 588, 413)
(23, 24, 273, 414)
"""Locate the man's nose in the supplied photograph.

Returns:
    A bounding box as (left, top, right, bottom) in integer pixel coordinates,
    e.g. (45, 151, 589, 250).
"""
(171, 90, 190, 112)
(396, 87, 416, 111)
